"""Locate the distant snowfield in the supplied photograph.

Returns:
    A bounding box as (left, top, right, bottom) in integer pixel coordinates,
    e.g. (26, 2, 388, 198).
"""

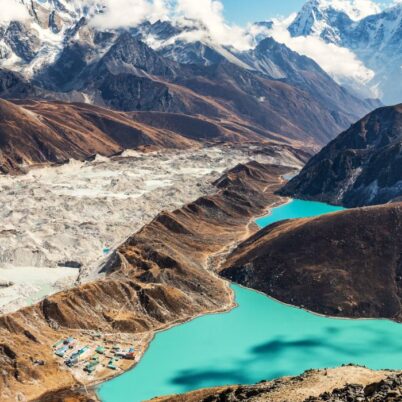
(0, 146, 295, 313)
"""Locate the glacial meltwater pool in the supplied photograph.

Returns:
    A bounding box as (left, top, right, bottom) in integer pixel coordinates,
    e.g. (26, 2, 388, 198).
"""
(98, 200, 402, 402)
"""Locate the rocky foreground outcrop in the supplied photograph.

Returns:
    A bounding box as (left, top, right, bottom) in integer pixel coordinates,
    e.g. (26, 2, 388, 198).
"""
(280, 104, 402, 207)
(0, 161, 290, 401)
(221, 203, 402, 320)
(307, 372, 402, 401)
(152, 366, 398, 402)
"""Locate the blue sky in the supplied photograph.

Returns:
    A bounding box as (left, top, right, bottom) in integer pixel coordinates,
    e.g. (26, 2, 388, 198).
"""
(221, 0, 393, 25)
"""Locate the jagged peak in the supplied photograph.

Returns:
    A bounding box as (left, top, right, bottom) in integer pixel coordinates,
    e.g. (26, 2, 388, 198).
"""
(300, 0, 381, 21)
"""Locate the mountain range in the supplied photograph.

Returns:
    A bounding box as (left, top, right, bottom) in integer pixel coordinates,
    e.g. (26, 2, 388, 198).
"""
(0, 0, 384, 152)
(287, 0, 402, 104)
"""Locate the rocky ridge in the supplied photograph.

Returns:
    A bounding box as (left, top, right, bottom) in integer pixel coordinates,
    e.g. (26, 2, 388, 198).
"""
(0, 98, 284, 174)
(307, 372, 402, 401)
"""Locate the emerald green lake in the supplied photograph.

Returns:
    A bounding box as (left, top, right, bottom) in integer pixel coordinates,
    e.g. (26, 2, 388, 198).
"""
(98, 200, 402, 402)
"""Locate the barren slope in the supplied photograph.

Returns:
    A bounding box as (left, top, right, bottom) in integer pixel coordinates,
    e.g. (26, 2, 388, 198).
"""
(0, 98, 277, 174)
(221, 203, 402, 320)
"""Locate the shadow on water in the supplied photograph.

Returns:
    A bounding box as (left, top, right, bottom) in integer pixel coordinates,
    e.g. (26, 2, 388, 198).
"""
(170, 367, 287, 389)
(169, 326, 402, 390)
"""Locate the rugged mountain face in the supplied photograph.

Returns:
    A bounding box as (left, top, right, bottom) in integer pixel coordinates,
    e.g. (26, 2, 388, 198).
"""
(288, 0, 402, 104)
(152, 366, 397, 402)
(236, 37, 379, 124)
(280, 104, 402, 207)
(0, 162, 293, 401)
(221, 202, 402, 321)
(34, 31, 366, 147)
(0, 0, 94, 76)
(288, 0, 381, 41)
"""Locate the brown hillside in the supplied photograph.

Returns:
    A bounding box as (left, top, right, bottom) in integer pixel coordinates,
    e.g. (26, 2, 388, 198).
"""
(221, 203, 402, 320)
(0, 99, 282, 174)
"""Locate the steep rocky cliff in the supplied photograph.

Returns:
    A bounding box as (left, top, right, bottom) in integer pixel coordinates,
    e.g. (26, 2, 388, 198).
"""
(280, 104, 402, 207)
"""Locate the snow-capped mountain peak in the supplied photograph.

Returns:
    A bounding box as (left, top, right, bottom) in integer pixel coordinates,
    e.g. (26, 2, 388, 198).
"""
(289, 0, 381, 40)
(316, 0, 380, 21)
(288, 0, 402, 104)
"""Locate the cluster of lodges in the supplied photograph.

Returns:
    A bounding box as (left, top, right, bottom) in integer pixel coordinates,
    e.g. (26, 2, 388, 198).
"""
(52, 336, 135, 374)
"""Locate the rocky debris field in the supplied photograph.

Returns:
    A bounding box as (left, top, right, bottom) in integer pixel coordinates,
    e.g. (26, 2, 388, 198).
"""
(306, 372, 402, 401)
(0, 145, 301, 314)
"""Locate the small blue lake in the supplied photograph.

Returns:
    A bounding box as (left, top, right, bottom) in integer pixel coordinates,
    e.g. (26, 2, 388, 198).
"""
(98, 200, 402, 402)
(256, 199, 344, 227)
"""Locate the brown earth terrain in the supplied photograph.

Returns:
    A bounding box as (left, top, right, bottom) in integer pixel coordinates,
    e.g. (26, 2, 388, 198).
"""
(0, 161, 291, 401)
(0, 98, 294, 174)
(221, 203, 402, 320)
(152, 366, 398, 402)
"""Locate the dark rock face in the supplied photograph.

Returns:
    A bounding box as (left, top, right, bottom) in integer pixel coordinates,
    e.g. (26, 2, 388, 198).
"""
(221, 203, 402, 321)
(280, 104, 402, 207)
(4, 22, 40, 63)
(97, 73, 175, 112)
(0, 69, 39, 99)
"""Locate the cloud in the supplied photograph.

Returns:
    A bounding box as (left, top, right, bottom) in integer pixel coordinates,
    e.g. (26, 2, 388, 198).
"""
(321, 0, 381, 20)
(260, 15, 375, 90)
(89, 0, 252, 50)
(0, 0, 30, 24)
(174, 0, 251, 50)
(90, 0, 169, 29)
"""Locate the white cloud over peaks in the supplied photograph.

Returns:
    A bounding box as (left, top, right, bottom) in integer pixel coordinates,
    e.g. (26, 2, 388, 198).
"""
(0, 0, 30, 24)
(322, 0, 380, 20)
(175, 0, 251, 50)
(90, 0, 252, 50)
(266, 15, 375, 86)
(90, 0, 169, 29)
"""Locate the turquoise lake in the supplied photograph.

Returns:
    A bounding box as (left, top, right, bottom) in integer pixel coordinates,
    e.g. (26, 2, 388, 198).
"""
(98, 199, 402, 402)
